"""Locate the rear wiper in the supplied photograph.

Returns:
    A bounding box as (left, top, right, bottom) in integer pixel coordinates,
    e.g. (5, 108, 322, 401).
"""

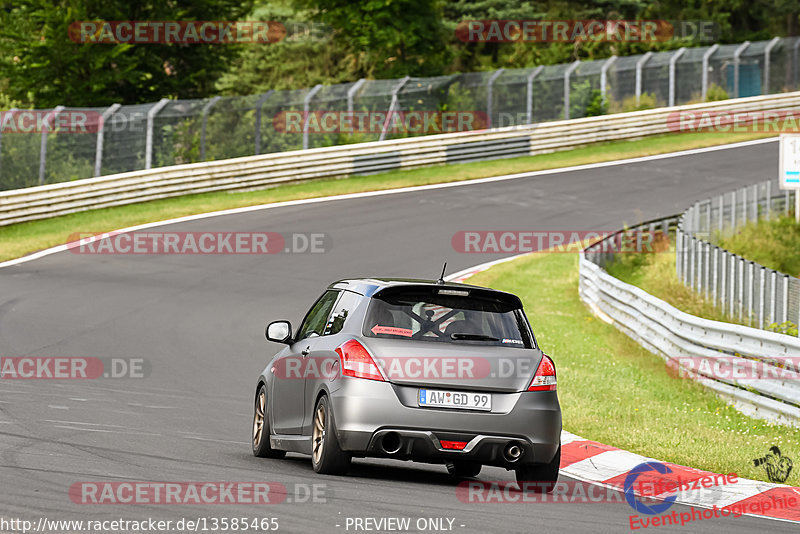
(450, 333, 499, 341)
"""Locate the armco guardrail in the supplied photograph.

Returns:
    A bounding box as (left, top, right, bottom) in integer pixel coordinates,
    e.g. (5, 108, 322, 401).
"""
(3, 91, 800, 226)
(581, 218, 800, 427)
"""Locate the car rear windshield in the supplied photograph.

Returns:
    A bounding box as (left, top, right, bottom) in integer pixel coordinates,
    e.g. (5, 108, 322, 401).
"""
(363, 286, 534, 348)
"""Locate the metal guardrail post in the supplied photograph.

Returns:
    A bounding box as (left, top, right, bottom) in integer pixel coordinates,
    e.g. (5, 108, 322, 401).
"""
(635, 52, 653, 106)
(0, 107, 17, 179)
(668, 47, 687, 107)
(764, 37, 781, 94)
(729, 256, 736, 318)
(145, 98, 170, 170)
(39, 105, 65, 185)
(379, 76, 410, 142)
(751, 183, 758, 220)
(732, 41, 751, 99)
(704, 242, 711, 299)
(742, 186, 748, 226)
(94, 103, 121, 177)
(563, 60, 580, 120)
(302, 84, 323, 150)
(487, 69, 505, 128)
(701, 44, 719, 100)
(525, 66, 544, 124)
(731, 191, 737, 231)
(254, 90, 274, 156)
(600, 56, 617, 103)
(347, 78, 366, 114)
(200, 96, 221, 161)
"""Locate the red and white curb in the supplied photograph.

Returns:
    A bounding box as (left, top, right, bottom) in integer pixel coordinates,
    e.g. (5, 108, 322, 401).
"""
(449, 260, 800, 525)
(560, 431, 799, 523)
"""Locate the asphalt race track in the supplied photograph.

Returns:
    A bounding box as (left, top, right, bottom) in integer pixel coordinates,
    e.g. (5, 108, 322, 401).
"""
(0, 139, 794, 533)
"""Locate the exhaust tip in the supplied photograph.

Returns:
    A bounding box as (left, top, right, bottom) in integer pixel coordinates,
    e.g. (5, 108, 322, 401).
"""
(381, 432, 402, 454)
(503, 442, 523, 463)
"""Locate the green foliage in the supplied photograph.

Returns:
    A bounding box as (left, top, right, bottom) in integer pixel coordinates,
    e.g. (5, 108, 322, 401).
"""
(608, 92, 660, 113)
(584, 89, 607, 117)
(0, 0, 253, 107)
(717, 214, 800, 277)
(705, 83, 730, 102)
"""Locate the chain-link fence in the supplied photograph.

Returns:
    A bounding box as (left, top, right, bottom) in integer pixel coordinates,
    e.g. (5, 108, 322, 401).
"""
(3, 36, 800, 191)
(677, 180, 800, 334)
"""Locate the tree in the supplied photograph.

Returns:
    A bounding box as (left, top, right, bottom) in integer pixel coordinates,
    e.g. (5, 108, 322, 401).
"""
(0, 0, 253, 107)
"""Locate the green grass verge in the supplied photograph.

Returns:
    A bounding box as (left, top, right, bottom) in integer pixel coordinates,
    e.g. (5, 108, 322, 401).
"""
(718, 214, 800, 277)
(468, 251, 800, 484)
(0, 131, 771, 263)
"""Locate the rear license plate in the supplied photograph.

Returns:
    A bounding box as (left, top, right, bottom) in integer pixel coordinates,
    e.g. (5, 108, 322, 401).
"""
(418, 389, 491, 411)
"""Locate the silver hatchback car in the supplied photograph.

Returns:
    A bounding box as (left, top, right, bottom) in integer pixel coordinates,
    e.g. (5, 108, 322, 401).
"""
(252, 278, 561, 485)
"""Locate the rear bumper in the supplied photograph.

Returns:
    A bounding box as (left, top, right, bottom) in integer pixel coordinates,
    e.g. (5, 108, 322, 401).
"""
(328, 378, 561, 468)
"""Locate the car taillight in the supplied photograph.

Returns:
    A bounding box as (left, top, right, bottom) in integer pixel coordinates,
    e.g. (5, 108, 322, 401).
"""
(440, 440, 468, 450)
(528, 354, 556, 391)
(335, 339, 385, 382)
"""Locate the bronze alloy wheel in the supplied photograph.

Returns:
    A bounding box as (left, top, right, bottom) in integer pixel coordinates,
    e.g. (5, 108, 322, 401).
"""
(312, 402, 326, 464)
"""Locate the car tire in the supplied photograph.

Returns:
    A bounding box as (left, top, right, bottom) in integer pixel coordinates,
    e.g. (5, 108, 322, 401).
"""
(515, 444, 560, 492)
(446, 461, 482, 478)
(311, 395, 351, 475)
(252, 385, 286, 459)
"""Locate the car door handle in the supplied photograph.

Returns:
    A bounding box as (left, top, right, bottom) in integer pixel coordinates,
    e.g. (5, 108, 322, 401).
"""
(301, 347, 310, 357)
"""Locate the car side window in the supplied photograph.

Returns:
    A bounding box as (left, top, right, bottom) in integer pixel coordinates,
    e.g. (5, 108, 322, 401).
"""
(324, 291, 361, 336)
(297, 290, 340, 340)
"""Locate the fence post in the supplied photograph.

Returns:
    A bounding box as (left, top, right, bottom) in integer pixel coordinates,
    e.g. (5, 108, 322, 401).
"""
(346, 78, 366, 114)
(783, 274, 789, 324)
(378, 76, 410, 143)
(732, 41, 751, 98)
(563, 60, 580, 120)
(704, 242, 711, 299)
(39, 105, 65, 185)
(731, 191, 737, 231)
(302, 84, 323, 150)
(487, 69, 505, 128)
(701, 44, 719, 100)
(764, 37, 781, 94)
(738, 257, 745, 320)
(600, 56, 617, 103)
(758, 267, 766, 329)
(729, 253, 736, 317)
(794, 38, 800, 89)
(635, 52, 653, 106)
(254, 90, 274, 156)
(719, 249, 727, 307)
(712, 246, 719, 303)
(200, 96, 221, 161)
(765, 180, 772, 220)
(747, 261, 754, 325)
(94, 103, 121, 177)
(676, 228, 683, 281)
(668, 47, 687, 106)
(751, 184, 758, 221)
(145, 98, 170, 170)
(770, 270, 778, 327)
(526, 66, 544, 124)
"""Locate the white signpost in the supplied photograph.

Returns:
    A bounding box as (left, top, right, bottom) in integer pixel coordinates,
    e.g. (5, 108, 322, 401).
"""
(779, 134, 800, 223)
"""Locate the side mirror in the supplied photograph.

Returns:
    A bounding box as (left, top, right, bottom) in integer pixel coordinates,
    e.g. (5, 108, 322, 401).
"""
(266, 320, 293, 344)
